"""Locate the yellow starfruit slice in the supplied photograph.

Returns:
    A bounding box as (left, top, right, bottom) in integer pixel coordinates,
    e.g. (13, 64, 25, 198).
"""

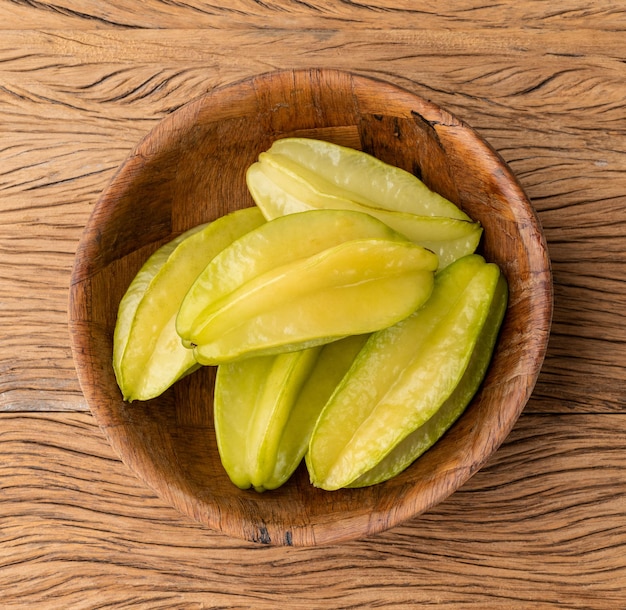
(113, 206, 265, 401)
(306, 254, 507, 490)
(177, 209, 438, 364)
(263, 137, 471, 220)
(247, 154, 482, 268)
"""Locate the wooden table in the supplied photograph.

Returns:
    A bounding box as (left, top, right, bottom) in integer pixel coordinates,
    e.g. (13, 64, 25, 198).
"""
(2, 2, 625, 607)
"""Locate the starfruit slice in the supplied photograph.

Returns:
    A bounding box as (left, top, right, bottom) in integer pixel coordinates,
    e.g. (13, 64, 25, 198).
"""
(348, 267, 508, 487)
(247, 153, 482, 268)
(263, 333, 370, 490)
(306, 254, 508, 490)
(261, 137, 471, 220)
(113, 206, 265, 401)
(177, 209, 438, 364)
(215, 346, 322, 492)
(215, 334, 368, 492)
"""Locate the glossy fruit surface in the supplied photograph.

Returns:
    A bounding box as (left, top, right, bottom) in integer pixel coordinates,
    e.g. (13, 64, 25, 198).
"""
(177, 209, 438, 364)
(263, 334, 370, 490)
(214, 334, 369, 491)
(349, 267, 508, 487)
(215, 347, 322, 491)
(263, 138, 471, 219)
(247, 153, 482, 268)
(307, 254, 507, 490)
(113, 207, 265, 401)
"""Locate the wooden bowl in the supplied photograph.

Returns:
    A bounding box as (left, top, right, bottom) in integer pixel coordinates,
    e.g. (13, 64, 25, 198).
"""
(69, 69, 552, 546)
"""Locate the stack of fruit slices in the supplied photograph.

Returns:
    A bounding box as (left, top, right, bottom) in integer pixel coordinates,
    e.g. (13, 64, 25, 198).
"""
(112, 138, 507, 492)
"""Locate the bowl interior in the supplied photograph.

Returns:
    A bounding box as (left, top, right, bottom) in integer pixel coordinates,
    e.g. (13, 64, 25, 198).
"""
(69, 69, 552, 546)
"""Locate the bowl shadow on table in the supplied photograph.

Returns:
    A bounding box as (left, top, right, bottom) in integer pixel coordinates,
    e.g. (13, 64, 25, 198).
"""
(69, 69, 552, 547)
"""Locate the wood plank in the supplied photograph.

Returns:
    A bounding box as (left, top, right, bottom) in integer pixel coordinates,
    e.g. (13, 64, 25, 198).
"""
(0, 412, 624, 607)
(1, 0, 625, 31)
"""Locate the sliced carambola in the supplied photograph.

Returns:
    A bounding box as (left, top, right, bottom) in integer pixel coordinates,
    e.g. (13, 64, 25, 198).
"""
(215, 347, 321, 492)
(194, 238, 435, 364)
(263, 333, 370, 490)
(262, 137, 471, 220)
(214, 334, 368, 492)
(306, 254, 507, 490)
(114, 227, 202, 400)
(247, 154, 482, 268)
(348, 270, 508, 487)
(177, 210, 438, 364)
(113, 206, 265, 401)
(177, 209, 405, 346)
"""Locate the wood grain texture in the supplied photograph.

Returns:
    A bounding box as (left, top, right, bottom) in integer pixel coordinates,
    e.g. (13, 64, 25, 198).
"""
(1, 412, 624, 608)
(1, 0, 625, 30)
(1, 0, 625, 603)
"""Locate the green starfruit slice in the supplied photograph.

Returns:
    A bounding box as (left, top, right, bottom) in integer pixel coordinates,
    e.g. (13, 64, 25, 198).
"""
(215, 334, 369, 492)
(306, 254, 508, 490)
(215, 346, 322, 492)
(247, 153, 482, 269)
(348, 268, 508, 487)
(189, 237, 436, 364)
(113, 206, 265, 401)
(262, 137, 471, 220)
(177, 209, 438, 364)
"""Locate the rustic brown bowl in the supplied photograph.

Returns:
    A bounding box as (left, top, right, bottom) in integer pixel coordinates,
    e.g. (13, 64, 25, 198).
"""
(69, 69, 552, 546)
